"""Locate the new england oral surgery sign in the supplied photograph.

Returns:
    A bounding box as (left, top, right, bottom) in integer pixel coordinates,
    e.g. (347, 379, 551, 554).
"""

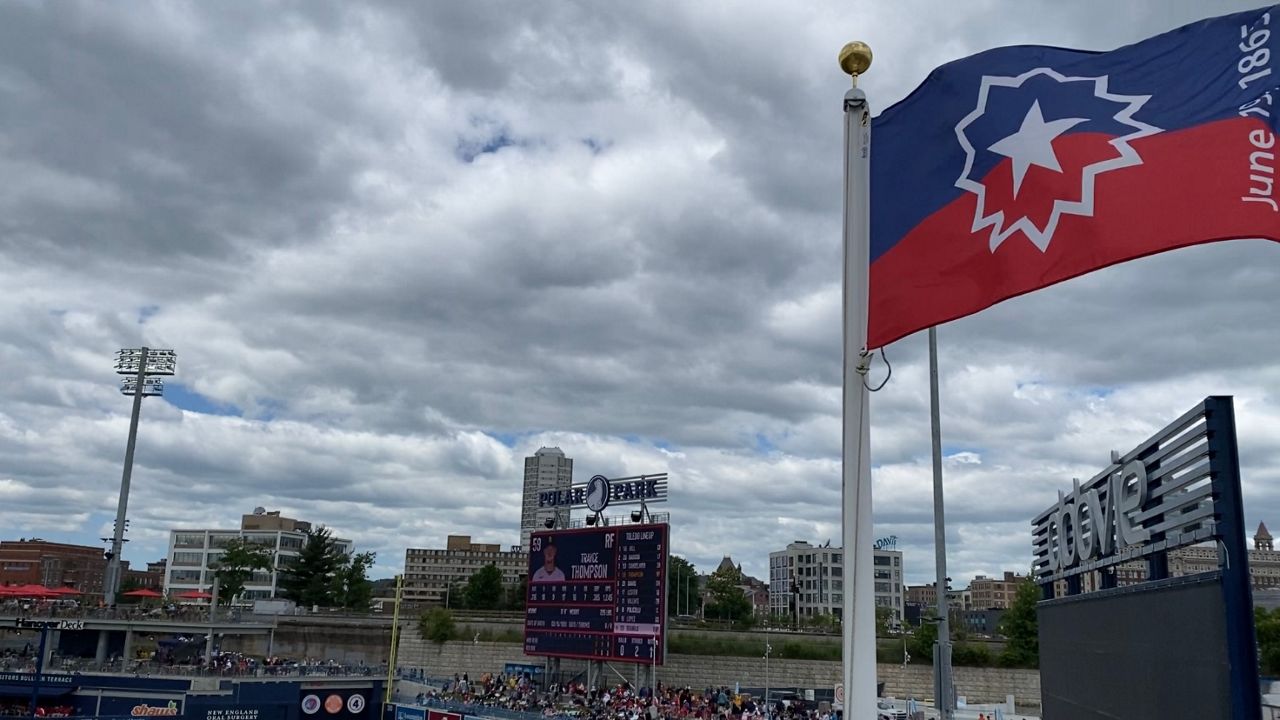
(1032, 397, 1237, 583)
(538, 473, 668, 511)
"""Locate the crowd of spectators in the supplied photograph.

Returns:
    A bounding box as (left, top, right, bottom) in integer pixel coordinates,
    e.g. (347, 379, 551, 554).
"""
(416, 673, 835, 720)
(0, 702, 74, 717)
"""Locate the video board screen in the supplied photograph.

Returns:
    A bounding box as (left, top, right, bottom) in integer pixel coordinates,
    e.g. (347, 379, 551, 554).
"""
(1039, 576, 1232, 719)
(524, 523, 668, 665)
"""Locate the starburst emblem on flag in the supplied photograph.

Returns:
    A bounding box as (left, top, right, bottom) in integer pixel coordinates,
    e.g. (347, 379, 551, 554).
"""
(954, 68, 1162, 253)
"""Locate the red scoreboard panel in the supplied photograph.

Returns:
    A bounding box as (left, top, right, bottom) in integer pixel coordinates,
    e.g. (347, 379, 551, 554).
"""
(523, 523, 668, 665)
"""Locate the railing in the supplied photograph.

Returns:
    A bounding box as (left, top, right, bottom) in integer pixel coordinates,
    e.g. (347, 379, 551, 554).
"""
(0, 605, 259, 625)
(37, 657, 387, 678)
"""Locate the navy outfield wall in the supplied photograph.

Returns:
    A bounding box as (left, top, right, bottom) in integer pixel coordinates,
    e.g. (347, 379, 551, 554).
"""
(0, 672, 383, 720)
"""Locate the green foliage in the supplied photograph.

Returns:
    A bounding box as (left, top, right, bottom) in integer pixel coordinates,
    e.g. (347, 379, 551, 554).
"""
(464, 565, 505, 610)
(953, 642, 994, 667)
(213, 538, 273, 603)
(332, 551, 376, 611)
(876, 641, 906, 664)
(704, 565, 752, 624)
(906, 619, 938, 663)
(445, 583, 467, 609)
(418, 607, 456, 645)
(278, 526, 346, 608)
(997, 579, 1040, 668)
(668, 556, 699, 616)
(666, 633, 841, 661)
(505, 576, 528, 611)
(1256, 607, 1280, 675)
(874, 606, 895, 636)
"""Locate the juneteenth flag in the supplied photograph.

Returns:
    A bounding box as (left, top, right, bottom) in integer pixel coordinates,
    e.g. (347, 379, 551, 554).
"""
(868, 5, 1280, 349)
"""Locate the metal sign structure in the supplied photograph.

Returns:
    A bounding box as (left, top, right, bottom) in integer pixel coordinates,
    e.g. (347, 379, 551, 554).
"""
(1032, 396, 1259, 720)
(537, 473, 668, 511)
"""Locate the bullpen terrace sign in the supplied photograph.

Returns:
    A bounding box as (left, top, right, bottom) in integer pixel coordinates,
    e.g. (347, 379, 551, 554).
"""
(538, 473, 668, 511)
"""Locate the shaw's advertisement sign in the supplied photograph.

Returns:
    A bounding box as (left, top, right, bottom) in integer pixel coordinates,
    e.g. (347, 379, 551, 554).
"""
(132, 702, 180, 717)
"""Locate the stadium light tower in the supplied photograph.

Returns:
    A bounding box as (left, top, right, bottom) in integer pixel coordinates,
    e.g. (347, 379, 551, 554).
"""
(104, 347, 176, 607)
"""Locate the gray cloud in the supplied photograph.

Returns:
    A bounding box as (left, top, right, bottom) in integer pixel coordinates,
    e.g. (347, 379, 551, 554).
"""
(0, 0, 1274, 590)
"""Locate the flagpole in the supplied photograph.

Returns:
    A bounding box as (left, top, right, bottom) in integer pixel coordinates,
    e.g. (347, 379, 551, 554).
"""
(928, 326, 954, 719)
(838, 41, 875, 720)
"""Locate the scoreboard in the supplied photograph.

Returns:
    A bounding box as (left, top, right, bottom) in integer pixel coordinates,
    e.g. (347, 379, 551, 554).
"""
(523, 523, 668, 665)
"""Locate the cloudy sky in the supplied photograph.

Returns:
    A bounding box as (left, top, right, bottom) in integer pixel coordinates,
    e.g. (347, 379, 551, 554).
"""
(0, 1, 1276, 591)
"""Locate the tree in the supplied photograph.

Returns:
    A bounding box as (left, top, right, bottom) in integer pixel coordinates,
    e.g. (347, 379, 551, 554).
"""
(906, 617, 937, 664)
(505, 575, 528, 611)
(332, 552, 376, 611)
(419, 607, 456, 645)
(668, 556, 699, 617)
(278, 526, 346, 608)
(464, 564, 504, 610)
(875, 606, 895, 636)
(1256, 607, 1280, 675)
(703, 565, 752, 624)
(997, 579, 1040, 668)
(213, 539, 273, 604)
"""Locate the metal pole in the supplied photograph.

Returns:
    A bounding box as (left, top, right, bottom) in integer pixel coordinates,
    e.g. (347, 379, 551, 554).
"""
(764, 633, 771, 719)
(385, 574, 403, 704)
(838, 42, 876, 720)
(928, 326, 954, 719)
(29, 627, 47, 716)
(107, 346, 148, 608)
(205, 575, 219, 665)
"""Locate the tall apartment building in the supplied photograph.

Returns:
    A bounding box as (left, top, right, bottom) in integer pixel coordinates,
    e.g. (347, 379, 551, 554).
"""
(0, 540, 107, 596)
(403, 535, 526, 606)
(767, 541, 905, 621)
(520, 447, 572, 550)
(163, 509, 352, 602)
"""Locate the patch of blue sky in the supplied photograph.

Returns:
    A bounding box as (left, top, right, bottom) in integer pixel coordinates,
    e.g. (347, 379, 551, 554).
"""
(163, 382, 242, 417)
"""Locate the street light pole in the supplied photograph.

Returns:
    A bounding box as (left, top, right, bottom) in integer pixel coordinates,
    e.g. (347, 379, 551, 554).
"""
(763, 634, 772, 719)
(105, 347, 176, 607)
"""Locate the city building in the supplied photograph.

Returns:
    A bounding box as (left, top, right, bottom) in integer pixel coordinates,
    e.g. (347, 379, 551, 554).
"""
(520, 447, 573, 550)
(1054, 522, 1280, 596)
(0, 539, 107, 596)
(969, 571, 1026, 610)
(766, 540, 904, 622)
(122, 560, 165, 591)
(403, 535, 526, 606)
(905, 583, 936, 608)
(163, 508, 352, 602)
(699, 556, 769, 619)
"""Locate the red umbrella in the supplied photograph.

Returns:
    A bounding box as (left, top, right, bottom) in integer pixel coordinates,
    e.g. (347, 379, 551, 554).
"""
(122, 588, 164, 598)
(10, 584, 56, 598)
(49, 586, 81, 596)
(175, 590, 213, 600)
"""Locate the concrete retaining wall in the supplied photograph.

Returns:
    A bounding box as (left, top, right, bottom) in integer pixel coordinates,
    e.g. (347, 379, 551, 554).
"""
(223, 620, 1039, 711)
(395, 631, 1040, 712)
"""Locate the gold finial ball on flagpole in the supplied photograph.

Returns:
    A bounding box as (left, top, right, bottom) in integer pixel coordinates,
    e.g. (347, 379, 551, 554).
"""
(838, 41, 873, 78)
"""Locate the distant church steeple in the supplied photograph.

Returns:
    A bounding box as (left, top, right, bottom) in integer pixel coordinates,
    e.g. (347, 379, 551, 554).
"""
(1255, 521, 1273, 551)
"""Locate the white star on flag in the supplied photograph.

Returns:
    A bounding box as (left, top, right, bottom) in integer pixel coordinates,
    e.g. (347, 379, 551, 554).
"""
(953, 67, 1162, 253)
(987, 100, 1086, 197)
